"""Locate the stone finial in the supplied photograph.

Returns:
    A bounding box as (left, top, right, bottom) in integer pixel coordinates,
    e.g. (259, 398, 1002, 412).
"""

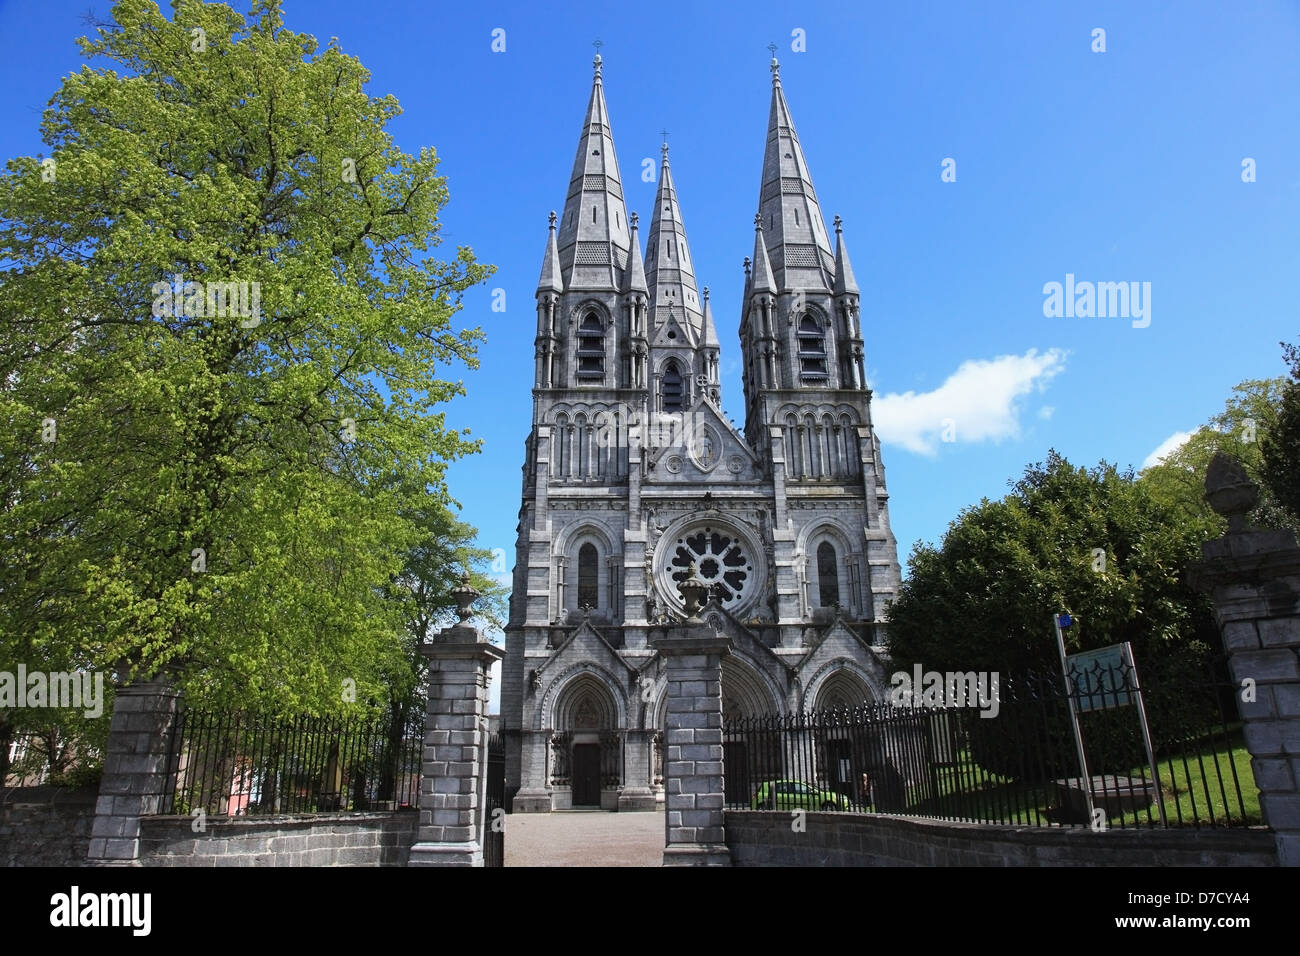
(743, 256, 751, 278)
(630, 210, 638, 229)
(1205, 451, 1259, 533)
(754, 212, 764, 232)
(452, 572, 479, 622)
(833, 214, 843, 233)
(677, 565, 708, 623)
(548, 210, 557, 229)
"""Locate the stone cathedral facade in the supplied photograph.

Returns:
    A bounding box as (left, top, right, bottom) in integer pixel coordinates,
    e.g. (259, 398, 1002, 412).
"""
(503, 56, 902, 812)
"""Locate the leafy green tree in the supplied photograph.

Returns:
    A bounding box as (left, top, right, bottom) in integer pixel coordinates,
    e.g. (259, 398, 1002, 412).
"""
(887, 451, 1218, 678)
(0, 0, 492, 717)
(887, 452, 1223, 780)
(1261, 343, 1300, 521)
(1140, 377, 1296, 533)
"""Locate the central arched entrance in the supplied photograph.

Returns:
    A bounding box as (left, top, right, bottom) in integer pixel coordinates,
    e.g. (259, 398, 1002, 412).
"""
(552, 675, 619, 809)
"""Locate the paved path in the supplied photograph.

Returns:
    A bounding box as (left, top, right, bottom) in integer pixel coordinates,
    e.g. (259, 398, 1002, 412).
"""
(505, 810, 665, 867)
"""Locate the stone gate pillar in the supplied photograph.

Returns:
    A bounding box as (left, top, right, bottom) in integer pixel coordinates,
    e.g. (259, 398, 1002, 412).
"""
(87, 674, 182, 865)
(1191, 453, 1300, 867)
(651, 569, 732, 865)
(409, 575, 505, 867)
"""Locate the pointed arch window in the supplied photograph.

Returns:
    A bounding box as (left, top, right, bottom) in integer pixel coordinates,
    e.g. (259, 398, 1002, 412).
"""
(798, 315, 828, 382)
(817, 542, 840, 608)
(576, 312, 605, 382)
(578, 543, 599, 609)
(661, 361, 684, 413)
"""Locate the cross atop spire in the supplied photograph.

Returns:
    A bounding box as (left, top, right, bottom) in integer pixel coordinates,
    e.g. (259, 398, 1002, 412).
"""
(592, 38, 603, 75)
(768, 43, 780, 83)
(660, 129, 670, 157)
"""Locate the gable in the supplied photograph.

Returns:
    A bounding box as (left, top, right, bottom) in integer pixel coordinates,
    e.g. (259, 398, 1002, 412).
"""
(645, 396, 760, 482)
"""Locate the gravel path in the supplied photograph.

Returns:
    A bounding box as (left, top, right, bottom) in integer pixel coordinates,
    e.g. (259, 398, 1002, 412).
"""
(504, 810, 665, 867)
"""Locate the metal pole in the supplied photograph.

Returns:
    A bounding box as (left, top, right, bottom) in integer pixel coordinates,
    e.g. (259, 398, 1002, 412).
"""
(1054, 614, 1096, 826)
(1125, 643, 1168, 827)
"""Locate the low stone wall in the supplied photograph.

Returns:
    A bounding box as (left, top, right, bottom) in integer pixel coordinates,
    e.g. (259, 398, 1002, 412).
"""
(725, 811, 1278, 867)
(138, 811, 418, 866)
(1, 787, 99, 867)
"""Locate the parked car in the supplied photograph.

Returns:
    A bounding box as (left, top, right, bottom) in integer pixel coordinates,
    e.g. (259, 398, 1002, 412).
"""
(751, 779, 851, 811)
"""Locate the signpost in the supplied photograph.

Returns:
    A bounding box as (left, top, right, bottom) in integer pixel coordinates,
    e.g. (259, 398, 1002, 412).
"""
(1053, 614, 1167, 827)
(1053, 614, 1096, 825)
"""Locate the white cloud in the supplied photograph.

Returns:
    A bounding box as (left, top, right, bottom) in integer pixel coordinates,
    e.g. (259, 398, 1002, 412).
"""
(1037, 405, 1055, 421)
(873, 348, 1067, 455)
(1141, 430, 1194, 470)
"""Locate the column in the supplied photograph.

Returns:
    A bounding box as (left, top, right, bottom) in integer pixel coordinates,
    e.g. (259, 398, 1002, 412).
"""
(87, 675, 182, 865)
(651, 570, 732, 865)
(409, 576, 506, 867)
(1190, 453, 1300, 866)
(618, 729, 657, 811)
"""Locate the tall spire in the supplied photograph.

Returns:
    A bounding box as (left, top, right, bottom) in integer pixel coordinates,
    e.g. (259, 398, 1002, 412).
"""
(554, 53, 632, 291)
(831, 215, 859, 295)
(757, 57, 835, 291)
(646, 140, 704, 336)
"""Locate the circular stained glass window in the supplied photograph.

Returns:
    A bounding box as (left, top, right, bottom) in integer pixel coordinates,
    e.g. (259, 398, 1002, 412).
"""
(667, 526, 754, 607)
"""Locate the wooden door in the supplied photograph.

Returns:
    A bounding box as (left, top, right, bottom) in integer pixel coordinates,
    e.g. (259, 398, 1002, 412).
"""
(572, 743, 601, 806)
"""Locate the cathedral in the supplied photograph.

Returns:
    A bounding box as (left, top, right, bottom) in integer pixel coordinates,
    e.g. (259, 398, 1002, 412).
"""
(502, 55, 902, 812)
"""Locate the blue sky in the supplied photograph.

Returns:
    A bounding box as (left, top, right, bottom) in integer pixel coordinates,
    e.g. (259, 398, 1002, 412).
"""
(3, 0, 1298, 585)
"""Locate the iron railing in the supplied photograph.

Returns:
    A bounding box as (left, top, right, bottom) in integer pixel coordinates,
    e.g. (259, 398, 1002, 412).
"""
(484, 731, 505, 868)
(163, 708, 424, 816)
(723, 657, 1256, 829)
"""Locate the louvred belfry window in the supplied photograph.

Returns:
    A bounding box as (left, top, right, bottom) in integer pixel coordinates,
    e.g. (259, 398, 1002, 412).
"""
(576, 313, 605, 381)
(661, 361, 684, 412)
(798, 315, 828, 382)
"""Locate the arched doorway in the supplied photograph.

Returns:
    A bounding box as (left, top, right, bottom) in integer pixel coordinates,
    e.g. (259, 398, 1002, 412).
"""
(811, 667, 876, 803)
(552, 675, 619, 808)
(719, 657, 784, 807)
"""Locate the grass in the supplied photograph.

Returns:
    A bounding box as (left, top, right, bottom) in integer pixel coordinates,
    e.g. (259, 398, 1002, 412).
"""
(901, 726, 1261, 828)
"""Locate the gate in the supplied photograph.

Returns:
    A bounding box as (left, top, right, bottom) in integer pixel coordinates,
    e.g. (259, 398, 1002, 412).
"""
(484, 731, 505, 868)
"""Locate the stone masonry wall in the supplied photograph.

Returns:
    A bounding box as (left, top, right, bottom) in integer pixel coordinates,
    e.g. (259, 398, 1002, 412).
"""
(725, 811, 1277, 867)
(0, 787, 98, 867)
(137, 812, 417, 867)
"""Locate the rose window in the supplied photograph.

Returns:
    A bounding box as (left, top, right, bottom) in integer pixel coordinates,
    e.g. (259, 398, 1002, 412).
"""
(668, 527, 753, 607)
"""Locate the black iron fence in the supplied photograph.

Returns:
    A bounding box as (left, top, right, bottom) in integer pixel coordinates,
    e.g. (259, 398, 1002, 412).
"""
(484, 731, 505, 868)
(163, 707, 424, 816)
(723, 657, 1257, 829)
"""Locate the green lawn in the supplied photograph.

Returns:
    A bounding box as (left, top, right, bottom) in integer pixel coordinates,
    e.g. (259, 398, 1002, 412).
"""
(900, 727, 1260, 828)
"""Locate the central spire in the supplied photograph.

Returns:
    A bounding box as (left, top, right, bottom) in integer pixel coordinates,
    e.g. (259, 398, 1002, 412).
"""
(646, 139, 704, 337)
(554, 53, 632, 291)
(757, 57, 835, 291)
